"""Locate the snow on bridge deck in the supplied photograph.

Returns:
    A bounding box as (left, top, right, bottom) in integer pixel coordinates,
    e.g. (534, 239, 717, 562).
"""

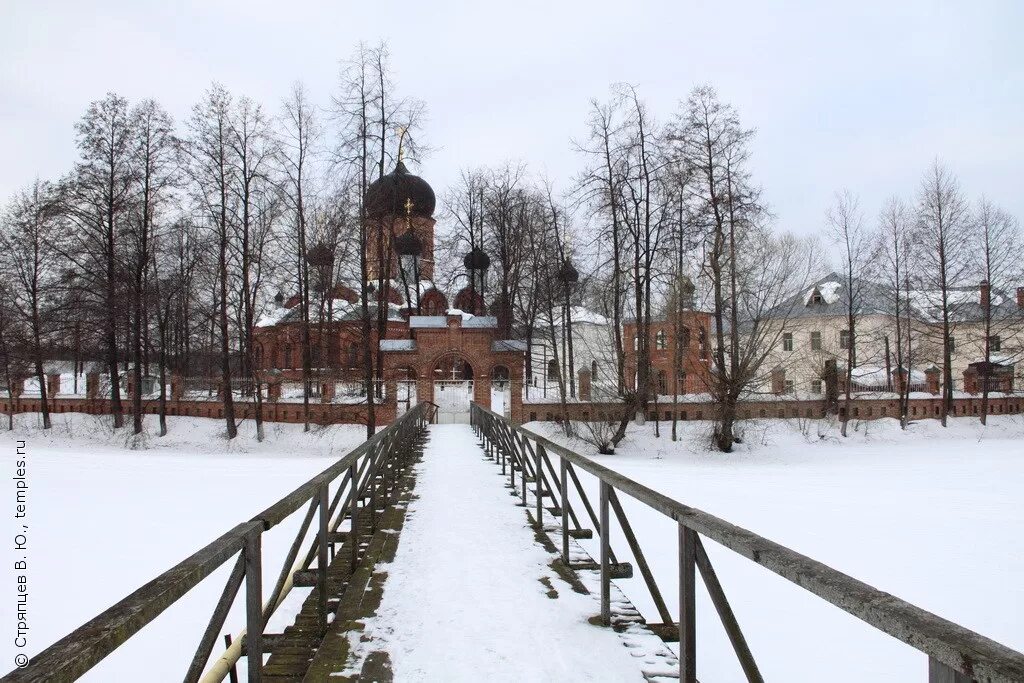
(341, 424, 656, 681)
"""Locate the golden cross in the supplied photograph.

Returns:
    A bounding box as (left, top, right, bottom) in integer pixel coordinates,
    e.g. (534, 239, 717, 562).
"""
(397, 126, 408, 162)
(404, 197, 414, 216)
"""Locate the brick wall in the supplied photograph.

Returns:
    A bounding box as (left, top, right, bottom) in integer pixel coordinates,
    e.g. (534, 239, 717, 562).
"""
(0, 396, 395, 427)
(514, 395, 1024, 424)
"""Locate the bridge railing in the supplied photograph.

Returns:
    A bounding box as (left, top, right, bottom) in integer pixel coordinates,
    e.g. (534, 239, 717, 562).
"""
(470, 402, 1024, 683)
(4, 403, 430, 683)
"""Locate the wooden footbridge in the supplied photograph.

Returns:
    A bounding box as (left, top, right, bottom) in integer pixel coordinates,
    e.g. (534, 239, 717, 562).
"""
(5, 403, 1024, 682)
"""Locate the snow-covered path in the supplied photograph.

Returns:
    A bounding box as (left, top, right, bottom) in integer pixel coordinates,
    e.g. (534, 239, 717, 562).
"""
(363, 424, 646, 681)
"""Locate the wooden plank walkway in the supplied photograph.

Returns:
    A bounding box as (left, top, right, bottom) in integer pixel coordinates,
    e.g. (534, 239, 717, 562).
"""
(256, 428, 427, 682)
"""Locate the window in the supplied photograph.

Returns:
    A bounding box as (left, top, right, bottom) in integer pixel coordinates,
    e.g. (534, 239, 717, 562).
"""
(948, 336, 956, 352)
(547, 358, 560, 381)
(784, 379, 794, 394)
(811, 331, 822, 351)
(839, 329, 850, 350)
(676, 370, 687, 392)
(633, 335, 639, 351)
(655, 330, 668, 350)
(681, 326, 691, 348)
(810, 289, 823, 304)
(783, 332, 793, 352)
(657, 370, 668, 394)
(591, 360, 598, 380)
(990, 335, 1001, 352)
(811, 379, 823, 394)
(284, 344, 293, 368)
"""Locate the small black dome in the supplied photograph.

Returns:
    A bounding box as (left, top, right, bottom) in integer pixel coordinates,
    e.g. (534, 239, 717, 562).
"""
(365, 160, 436, 219)
(558, 259, 579, 285)
(463, 247, 490, 271)
(306, 243, 333, 267)
(394, 231, 423, 257)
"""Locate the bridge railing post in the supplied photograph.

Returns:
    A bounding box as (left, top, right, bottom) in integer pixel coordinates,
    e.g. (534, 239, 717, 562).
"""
(929, 657, 972, 682)
(599, 481, 611, 626)
(679, 523, 696, 683)
(560, 455, 569, 564)
(244, 529, 263, 683)
(349, 463, 359, 571)
(519, 431, 528, 507)
(535, 443, 544, 527)
(317, 483, 329, 631)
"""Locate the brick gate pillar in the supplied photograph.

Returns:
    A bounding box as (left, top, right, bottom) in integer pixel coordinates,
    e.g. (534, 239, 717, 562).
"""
(578, 369, 592, 401)
(925, 366, 941, 395)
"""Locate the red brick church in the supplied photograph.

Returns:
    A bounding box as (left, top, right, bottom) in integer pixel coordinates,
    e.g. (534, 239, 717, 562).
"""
(253, 160, 526, 424)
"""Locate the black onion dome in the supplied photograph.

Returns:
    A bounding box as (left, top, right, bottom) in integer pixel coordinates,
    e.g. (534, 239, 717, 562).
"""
(365, 160, 436, 219)
(558, 259, 579, 285)
(463, 247, 491, 271)
(394, 230, 423, 257)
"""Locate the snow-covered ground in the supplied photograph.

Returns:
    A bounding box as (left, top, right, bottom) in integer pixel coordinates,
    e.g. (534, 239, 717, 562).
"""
(530, 415, 1024, 682)
(4, 410, 1021, 681)
(358, 424, 656, 681)
(0, 412, 366, 681)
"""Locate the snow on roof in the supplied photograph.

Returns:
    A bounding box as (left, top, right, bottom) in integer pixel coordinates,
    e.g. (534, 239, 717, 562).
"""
(492, 340, 528, 353)
(256, 307, 290, 327)
(537, 306, 610, 328)
(851, 366, 926, 386)
(409, 316, 447, 328)
(462, 315, 498, 328)
(380, 339, 417, 352)
(805, 281, 842, 306)
(849, 366, 889, 387)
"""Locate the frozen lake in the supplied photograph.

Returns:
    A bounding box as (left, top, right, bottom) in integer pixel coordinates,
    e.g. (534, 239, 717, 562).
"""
(533, 415, 1024, 681)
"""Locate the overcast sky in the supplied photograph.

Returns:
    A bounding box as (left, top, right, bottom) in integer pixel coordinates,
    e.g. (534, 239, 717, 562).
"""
(2, 0, 1021, 242)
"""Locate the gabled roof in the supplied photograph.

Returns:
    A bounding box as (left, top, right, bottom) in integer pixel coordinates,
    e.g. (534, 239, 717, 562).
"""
(770, 272, 1024, 324)
(776, 272, 894, 320)
(492, 340, 528, 353)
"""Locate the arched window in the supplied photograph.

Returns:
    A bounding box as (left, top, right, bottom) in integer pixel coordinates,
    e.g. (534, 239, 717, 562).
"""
(347, 343, 360, 368)
(591, 360, 598, 380)
(283, 344, 293, 368)
(547, 358, 560, 381)
(655, 329, 668, 350)
(657, 369, 668, 394)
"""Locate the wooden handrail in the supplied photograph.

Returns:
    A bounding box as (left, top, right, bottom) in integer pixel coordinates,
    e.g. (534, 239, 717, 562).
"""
(470, 401, 1024, 683)
(3, 404, 429, 683)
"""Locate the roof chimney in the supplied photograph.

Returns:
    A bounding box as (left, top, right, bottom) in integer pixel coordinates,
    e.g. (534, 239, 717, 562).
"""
(1017, 287, 1024, 309)
(980, 280, 991, 310)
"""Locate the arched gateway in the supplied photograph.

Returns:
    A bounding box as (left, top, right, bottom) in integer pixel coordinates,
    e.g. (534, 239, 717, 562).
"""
(432, 353, 474, 423)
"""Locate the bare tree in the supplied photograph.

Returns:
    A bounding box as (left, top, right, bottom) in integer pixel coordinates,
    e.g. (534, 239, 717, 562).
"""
(826, 189, 869, 436)
(187, 83, 239, 439)
(0, 181, 61, 429)
(877, 197, 915, 428)
(973, 198, 1023, 424)
(62, 93, 135, 429)
(127, 99, 176, 434)
(231, 95, 276, 440)
(671, 86, 817, 452)
(915, 162, 972, 426)
(574, 96, 629, 395)
(0, 283, 19, 430)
